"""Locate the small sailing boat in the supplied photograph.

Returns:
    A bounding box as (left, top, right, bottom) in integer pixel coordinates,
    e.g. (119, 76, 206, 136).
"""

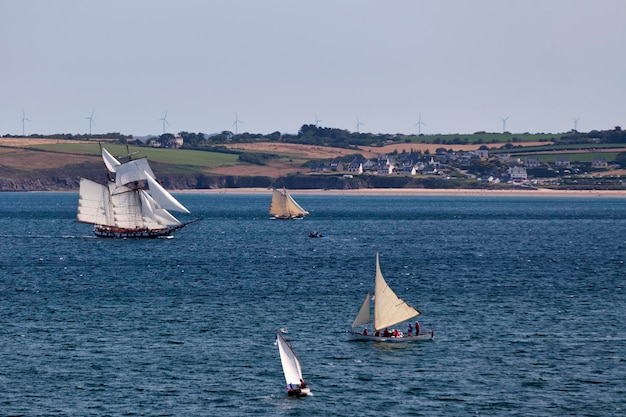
(76, 147, 200, 238)
(348, 253, 434, 342)
(275, 331, 311, 397)
(269, 188, 309, 219)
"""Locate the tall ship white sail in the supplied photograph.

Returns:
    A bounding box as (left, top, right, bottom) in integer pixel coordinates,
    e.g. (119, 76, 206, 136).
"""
(77, 147, 199, 238)
(269, 188, 309, 219)
(275, 331, 311, 397)
(348, 253, 434, 342)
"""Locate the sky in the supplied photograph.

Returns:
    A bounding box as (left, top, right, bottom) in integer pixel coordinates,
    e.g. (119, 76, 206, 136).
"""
(2, 0, 626, 137)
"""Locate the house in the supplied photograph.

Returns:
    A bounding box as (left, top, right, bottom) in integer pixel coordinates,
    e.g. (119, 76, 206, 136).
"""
(524, 157, 541, 168)
(555, 157, 570, 168)
(475, 149, 489, 159)
(508, 166, 528, 182)
(591, 158, 608, 168)
(376, 154, 395, 175)
(347, 157, 364, 174)
(329, 161, 344, 172)
(428, 157, 441, 170)
(397, 165, 417, 175)
(310, 163, 328, 172)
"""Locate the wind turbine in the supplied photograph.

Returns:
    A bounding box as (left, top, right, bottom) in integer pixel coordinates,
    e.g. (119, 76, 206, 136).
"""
(159, 111, 169, 134)
(500, 115, 510, 133)
(573, 117, 580, 132)
(356, 115, 365, 133)
(21, 110, 30, 136)
(314, 113, 322, 127)
(85, 110, 96, 135)
(415, 113, 425, 135)
(232, 112, 244, 134)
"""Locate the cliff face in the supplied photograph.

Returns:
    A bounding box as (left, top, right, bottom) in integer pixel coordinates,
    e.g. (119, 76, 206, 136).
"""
(0, 162, 498, 191)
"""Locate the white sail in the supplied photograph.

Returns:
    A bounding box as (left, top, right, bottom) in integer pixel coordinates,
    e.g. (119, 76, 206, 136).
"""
(269, 188, 309, 218)
(373, 253, 420, 331)
(140, 190, 182, 226)
(101, 148, 121, 173)
(145, 172, 190, 214)
(77, 147, 198, 237)
(109, 184, 145, 229)
(276, 332, 304, 387)
(114, 158, 156, 186)
(351, 291, 371, 328)
(77, 178, 113, 225)
(285, 191, 308, 216)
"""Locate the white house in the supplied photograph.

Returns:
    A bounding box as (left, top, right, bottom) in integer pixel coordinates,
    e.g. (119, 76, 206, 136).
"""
(347, 157, 364, 174)
(509, 166, 528, 182)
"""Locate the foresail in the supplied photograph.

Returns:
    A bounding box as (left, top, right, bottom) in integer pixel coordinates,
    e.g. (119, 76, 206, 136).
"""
(77, 178, 113, 226)
(145, 172, 190, 213)
(285, 192, 309, 217)
(373, 253, 420, 331)
(276, 332, 303, 386)
(140, 191, 182, 226)
(352, 291, 371, 328)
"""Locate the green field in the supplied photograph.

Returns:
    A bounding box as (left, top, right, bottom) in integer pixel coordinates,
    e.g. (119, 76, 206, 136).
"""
(407, 132, 558, 144)
(31, 143, 239, 167)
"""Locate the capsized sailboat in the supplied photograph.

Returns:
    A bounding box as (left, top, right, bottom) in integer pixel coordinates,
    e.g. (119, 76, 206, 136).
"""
(348, 253, 434, 342)
(76, 147, 200, 238)
(275, 331, 311, 397)
(269, 188, 309, 219)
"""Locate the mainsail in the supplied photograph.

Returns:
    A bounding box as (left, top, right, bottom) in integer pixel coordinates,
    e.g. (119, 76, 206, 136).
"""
(276, 332, 304, 387)
(269, 188, 309, 219)
(77, 147, 196, 237)
(373, 253, 421, 331)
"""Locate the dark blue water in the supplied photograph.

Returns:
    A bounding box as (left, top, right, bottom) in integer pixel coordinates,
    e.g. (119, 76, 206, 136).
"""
(1, 192, 624, 416)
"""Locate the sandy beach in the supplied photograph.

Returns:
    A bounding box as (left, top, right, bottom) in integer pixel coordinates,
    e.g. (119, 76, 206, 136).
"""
(176, 188, 626, 197)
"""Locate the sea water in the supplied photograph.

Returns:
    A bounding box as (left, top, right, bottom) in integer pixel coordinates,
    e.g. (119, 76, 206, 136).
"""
(0, 192, 624, 416)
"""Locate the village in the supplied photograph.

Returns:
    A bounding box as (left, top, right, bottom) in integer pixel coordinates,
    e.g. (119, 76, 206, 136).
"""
(309, 148, 616, 187)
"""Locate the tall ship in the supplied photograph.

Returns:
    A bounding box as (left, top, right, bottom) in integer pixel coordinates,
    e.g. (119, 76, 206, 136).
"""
(77, 147, 199, 238)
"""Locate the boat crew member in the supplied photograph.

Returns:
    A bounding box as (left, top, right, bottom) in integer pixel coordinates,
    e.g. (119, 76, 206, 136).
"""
(407, 323, 413, 336)
(363, 328, 368, 335)
(299, 379, 306, 388)
(415, 321, 420, 335)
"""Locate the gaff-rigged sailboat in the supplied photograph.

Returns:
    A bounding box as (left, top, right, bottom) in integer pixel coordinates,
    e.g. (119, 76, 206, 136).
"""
(76, 147, 200, 238)
(275, 331, 311, 397)
(269, 188, 309, 219)
(347, 253, 434, 342)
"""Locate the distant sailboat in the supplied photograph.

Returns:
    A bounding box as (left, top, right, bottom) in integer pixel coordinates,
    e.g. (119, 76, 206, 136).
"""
(275, 331, 311, 397)
(348, 253, 434, 342)
(269, 188, 309, 219)
(76, 147, 200, 238)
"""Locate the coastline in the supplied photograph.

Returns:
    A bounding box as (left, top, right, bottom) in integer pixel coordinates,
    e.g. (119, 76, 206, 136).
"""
(175, 188, 626, 197)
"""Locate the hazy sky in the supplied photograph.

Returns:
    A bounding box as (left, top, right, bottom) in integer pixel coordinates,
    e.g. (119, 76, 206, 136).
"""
(2, 0, 625, 136)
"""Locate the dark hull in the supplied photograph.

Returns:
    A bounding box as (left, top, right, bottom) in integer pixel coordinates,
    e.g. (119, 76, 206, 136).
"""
(91, 218, 201, 239)
(94, 225, 181, 239)
(287, 387, 311, 397)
